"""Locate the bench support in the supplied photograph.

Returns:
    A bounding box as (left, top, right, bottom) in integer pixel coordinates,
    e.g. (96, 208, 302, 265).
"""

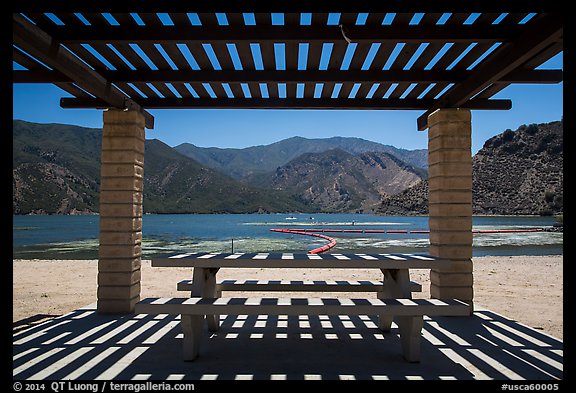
(136, 297, 469, 363)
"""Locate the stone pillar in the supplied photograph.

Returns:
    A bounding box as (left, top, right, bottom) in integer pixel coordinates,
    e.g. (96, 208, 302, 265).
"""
(97, 109, 145, 314)
(427, 108, 474, 314)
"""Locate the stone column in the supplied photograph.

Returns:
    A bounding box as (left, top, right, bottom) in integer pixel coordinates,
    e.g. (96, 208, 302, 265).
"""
(427, 108, 474, 314)
(97, 109, 145, 314)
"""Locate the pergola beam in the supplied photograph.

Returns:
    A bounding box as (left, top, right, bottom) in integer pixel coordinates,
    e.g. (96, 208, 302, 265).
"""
(47, 24, 522, 44)
(13, 69, 563, 85)
(60, 97, 512, 111)
(12, 13, 155, 129)
(14, 0, 564, 13)
(417, 13, 563, 130)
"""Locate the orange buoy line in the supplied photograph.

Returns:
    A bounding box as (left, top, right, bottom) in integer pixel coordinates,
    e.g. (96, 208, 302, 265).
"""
(270, 228, 337, 254)
(275, 227, 545, 235)
(270, 227, 546, 254)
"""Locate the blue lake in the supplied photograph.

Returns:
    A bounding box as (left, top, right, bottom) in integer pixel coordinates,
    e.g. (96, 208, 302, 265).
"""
(12, 214, 562, 259)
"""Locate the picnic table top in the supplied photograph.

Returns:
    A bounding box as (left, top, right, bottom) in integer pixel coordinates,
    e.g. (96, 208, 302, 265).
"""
(151, 252, 452, 269)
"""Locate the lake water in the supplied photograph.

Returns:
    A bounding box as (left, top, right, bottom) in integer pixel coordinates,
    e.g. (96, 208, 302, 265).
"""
(12, 214, 562, 259)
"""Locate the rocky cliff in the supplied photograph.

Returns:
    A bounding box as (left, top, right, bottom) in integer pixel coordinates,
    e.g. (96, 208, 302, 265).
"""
(378, 120, 563, 215)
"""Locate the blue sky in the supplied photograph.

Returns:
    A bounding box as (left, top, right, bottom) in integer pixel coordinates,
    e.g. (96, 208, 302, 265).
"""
(12, 17, 563, 155)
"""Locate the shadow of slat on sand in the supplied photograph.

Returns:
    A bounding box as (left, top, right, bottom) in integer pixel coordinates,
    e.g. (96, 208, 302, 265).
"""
(13, 304, 562, 380)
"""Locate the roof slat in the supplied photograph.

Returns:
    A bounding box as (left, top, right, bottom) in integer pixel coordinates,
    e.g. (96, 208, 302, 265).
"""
(355, 83, 375, 99)
(207, 82, 228, 99)
(53, 13, 87, 27)
(267, 83, 279, 99)
(138, 43, 173, 70)
(348, 42, 372, 70)
(254, 13, 279, 96)
(110, 13, 138, 26)
(368, 42, 395, 71)
(364, 13, 386, 26)
(307, 14, 329, 94)
(404, 83, 431, 100)
(90, 43, 136, 70)
(131, 82, 161, 99)
(137, 13, 163, 27)
(11, 11, 561, 115)
(419, 82, 448, 100)
(372, 82, 393, 98)
(197, 13, 219, 26)
(188, 82, 212, 99)
(168, 13, 189, 26)
(388, 82, 412, 99)
(162, 43, 194, 70)
(61, 43, 112, 72)
(227, 82, 245, 99)
(320, 82, 335, 99)
(113, 81, 146, 99)
(223, 13, 254, 98)
(169, 82, 194, 98)
(81, 12, 113, 26)
(338, 82, 355, 99)
(111, 43, 151, 69)
(184, 42, 215, 70)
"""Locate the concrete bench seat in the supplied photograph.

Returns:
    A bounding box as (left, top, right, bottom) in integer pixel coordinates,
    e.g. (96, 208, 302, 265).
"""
(135, 297, 469, 362)
(177, 279, 422, 293)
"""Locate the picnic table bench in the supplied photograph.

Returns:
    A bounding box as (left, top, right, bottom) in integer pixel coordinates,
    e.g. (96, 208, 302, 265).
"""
(135, 252, 469, 362)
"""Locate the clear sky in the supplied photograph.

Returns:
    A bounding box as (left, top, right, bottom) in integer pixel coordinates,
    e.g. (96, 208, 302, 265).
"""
(12, 53, 562, 155)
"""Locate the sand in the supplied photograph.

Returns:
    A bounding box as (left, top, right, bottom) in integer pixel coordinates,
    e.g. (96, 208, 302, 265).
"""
(12, 255, 563, 340)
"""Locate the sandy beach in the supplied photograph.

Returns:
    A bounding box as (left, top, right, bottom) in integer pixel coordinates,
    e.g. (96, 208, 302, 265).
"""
(13, 255, 563, 340)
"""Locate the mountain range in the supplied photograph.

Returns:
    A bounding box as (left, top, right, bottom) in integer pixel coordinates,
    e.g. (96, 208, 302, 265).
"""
(12, 120, 425, 214)
(174, 137, 428, 180)
(13, 119, 563, 216)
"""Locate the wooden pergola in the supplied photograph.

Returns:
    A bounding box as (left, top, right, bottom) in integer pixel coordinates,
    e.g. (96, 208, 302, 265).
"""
(12, 2, 563, 314)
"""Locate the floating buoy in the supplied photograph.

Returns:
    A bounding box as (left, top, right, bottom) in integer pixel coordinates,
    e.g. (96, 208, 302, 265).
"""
(270, 228, 337, 254)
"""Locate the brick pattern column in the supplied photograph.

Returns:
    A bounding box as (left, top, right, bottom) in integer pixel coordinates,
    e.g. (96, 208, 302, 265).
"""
(97, 109, 145, 314)
(427, 108, 474, 314)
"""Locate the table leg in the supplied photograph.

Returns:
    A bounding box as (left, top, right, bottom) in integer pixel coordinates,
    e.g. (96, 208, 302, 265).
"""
(181, 314, 203, 361)
(379, 268, 424, 361)
(378, 269, 411, 331)
(397, 315, 424, 362)
(190, 267, 220, 332)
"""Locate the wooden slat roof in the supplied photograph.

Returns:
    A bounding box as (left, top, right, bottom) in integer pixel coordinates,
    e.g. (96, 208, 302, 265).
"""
(12, 6, 563, 130)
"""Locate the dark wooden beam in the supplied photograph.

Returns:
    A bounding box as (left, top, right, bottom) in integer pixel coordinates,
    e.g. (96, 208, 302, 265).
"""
(13, 70, 72, 83)
(417, 13, 563, 130)
(14, 1, 565, 13)
(60, 96, 512, 111)
(14, 69, 563, 85)
(499, 69, 563, 84)
(12, 13, 155, 129)
(47, 24, 521, 45)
